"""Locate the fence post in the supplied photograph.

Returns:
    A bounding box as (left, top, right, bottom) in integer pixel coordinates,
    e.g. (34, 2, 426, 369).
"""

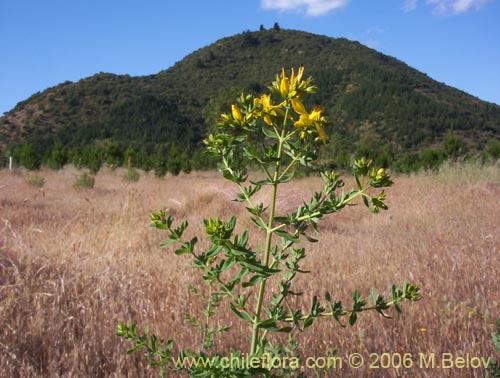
(9, 156, 12, 171)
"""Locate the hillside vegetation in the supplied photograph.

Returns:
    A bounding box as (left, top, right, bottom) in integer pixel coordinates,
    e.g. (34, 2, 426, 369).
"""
(1, 28, 499, 173)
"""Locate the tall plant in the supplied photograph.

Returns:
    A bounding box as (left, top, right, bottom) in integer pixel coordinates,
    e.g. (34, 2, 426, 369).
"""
(117, 67, 421, 377)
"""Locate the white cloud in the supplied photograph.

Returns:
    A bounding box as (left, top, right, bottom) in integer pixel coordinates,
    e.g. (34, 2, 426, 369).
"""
(425, 0, 492, 14)
(363, 26, 384, 49)
(403, 0, 418, 12)
(261, 0, 350, 16)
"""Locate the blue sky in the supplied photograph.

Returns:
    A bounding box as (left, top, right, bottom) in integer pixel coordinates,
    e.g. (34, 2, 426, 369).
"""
(1, 0, 499, 115)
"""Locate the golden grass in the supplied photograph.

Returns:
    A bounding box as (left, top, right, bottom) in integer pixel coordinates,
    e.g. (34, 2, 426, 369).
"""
(1, 165, 499, 377)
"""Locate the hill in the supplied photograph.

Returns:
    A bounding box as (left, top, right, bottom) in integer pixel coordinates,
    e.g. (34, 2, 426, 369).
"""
(1, 28, 499, 172)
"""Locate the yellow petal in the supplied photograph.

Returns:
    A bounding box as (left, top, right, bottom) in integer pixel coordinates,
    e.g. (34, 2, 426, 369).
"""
(263, 115, 273, 126)
(315, 123, 328, 143)
(294, 114, 313, 128)
(280, 68, 290, 97)
(231, 104, 243, 122)
(291, 98, 307, 115)
(310, 106, 324, 121)
(295, 66, 304, 85)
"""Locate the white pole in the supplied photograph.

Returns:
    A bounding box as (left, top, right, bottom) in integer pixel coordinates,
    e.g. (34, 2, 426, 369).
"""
(9, 156, 12, 171)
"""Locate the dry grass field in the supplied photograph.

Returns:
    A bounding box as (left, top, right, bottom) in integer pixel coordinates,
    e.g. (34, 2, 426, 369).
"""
(1, 163, 499, 377)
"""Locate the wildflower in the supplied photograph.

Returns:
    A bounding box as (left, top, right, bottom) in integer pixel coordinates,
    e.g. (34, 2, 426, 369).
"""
(376, 168, 385, 181)
(280, 68, 291, 98)
(272, 67, 316, 100)
(292, 99, 328, 143)
(254, 94, 279, 125)
(231, 104, 243, 123)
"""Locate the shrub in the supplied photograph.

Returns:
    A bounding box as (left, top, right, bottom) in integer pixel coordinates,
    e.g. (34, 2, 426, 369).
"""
(122, 167, 140, 183)
(117, 67, 421, 377)
(25, 173, 45, 187)
(73, 172, 95, 189)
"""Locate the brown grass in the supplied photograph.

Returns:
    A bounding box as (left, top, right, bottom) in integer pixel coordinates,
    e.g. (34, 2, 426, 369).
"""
(1, 164, 499, 377)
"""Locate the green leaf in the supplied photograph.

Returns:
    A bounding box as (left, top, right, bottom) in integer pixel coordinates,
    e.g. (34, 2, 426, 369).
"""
(275, 230, 300, 243)
(252, 178, 274, 186)
(372, 197, 388, 210)
(174, 247, 190, 255)
(242, 274, 266, 288)
(279, 173, 294, 183)
(227, 245, 253, 257)
(303, 316, 314, 329)
(362, 194, 369, 208)
(206, 244, 223, 258)
(349, 313, 358, 326)
(220, 257, 236, 272)
(354, 174, 363, 190)
(159, 238, 177, 248)
(257, 319, 292, 333)
(302, 232, 319, 243)
(262, 125, 279, 139)
(250, 217, 268, 229)
(229, 303, 254, 323)
(127, 342, 145, 354)
(239, 260, 267, 274)
(257, 319, 280, 330)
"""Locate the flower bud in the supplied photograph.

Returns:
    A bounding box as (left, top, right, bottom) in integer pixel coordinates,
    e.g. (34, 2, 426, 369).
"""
(231, 104, 243, 122)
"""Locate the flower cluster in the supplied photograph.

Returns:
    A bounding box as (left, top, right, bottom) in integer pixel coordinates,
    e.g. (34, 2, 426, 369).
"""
(216, 67, 328, 144)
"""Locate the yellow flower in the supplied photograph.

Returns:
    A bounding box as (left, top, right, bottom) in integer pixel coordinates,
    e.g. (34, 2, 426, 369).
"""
(254, 94, 279, 125)
(292, 99, 328, 143)
(272, 66, 315, 100)
(376, 168, 385, 180)
(291, 98, 307, 115)
(231, 104, 243, 122)
(280, 68, 290, 98)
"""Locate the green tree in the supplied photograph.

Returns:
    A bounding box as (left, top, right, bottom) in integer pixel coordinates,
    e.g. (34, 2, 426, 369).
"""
(443, 130, 465, 159)
(81, 145, 104, 174)
(124, 147, 136, 167)
(167, 146, 182, 176)
(47, 140, 68, 170)
(16, 142, 41, 170)
(420, 148, 444, 171)
(104, 140, 123, 167)
(486, 140, 500, 160)
(153, 144, 168, 177)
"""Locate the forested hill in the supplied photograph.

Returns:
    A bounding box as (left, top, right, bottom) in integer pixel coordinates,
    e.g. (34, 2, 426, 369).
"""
(1, 28, 499, 173)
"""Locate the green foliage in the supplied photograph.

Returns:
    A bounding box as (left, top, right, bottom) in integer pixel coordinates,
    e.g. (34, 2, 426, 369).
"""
(486, 140, 500, 160)
(2, 29, 499, 173)
(153, 144, 169, 177)
(47, 140, 68, 170)
(14, 142, 41, 170)
(117, 68, 421, 377)
(442, 130, 466, 159)
(488, 319, 500, 377)
(25, 172, 45, 187)
(419, 148, 445, 171)
(73, 171, 95, 189)
(80, 145, 104, 174)
(123, 167, 140, 183)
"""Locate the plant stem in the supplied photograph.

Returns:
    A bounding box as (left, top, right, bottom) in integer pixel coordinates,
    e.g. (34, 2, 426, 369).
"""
(200, 283, 213, 353)
(278, 138, 311, 182)
(250, 108, 289, 355)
